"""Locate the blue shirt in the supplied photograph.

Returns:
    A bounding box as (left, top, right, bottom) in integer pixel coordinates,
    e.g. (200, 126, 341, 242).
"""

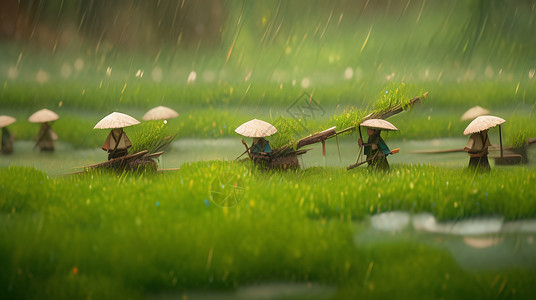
(251, 139, 272, 154)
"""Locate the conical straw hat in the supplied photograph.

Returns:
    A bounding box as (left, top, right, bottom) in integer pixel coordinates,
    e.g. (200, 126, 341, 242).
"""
(0, 115, 16, 127)
(142, 106, 179, 121)
(463, 115, 505, 135)
(461, 106, 490, 121)
(28, 109, 59, 123)
(93, 112, 140, 129)
(235, 119, 277, 137)
(360, 119, 398, 131)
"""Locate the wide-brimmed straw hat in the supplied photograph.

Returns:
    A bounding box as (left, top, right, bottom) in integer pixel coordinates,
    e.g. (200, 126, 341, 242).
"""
(28, 109, 59, 123)
(142, 106, 179, 121)
(461, 106, 490, 121)
(360, 119, 398, 131)
(235, 119, 277, 137)
(0, 115, 16, 128)
(463, 115, 505, 135)
(94, 112, 140, 129)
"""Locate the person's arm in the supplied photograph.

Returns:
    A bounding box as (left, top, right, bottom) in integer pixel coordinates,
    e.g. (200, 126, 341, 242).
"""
(464, 136, 475, 152)
(102, 133, 112, 151)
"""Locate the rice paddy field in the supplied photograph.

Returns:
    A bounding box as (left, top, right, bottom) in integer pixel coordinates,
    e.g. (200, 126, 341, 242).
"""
(1, 0, 536, 299)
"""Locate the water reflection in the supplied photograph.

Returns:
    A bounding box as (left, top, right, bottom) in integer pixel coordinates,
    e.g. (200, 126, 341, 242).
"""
(356, 212, 536, 270)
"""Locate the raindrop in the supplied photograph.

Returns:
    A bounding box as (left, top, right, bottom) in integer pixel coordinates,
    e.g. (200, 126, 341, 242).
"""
(529, 69, 535, 79)
(36, 70, 49, 84)
(187, 71, 197, 84)
(74, 58, 84, 71)
(301, 78, 311, 88)
(285, 46, 292, 55)
(7, 67, 18, 79)
(135, 69, 144, 78)
(244, 70, 252, 82)
(344, 67, 354, 80)
(106, 67, 112, 77)
(60, 64, 72, 78)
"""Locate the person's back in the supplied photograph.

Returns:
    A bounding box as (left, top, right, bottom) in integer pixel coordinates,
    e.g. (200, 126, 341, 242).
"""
(251, 138, 272, 155)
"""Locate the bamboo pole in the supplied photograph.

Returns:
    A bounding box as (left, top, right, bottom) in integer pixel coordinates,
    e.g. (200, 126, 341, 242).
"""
(499, 125, 503, 158)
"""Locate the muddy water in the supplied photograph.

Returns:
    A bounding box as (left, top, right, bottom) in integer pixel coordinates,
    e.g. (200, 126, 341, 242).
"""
(0, 138, 534, 175)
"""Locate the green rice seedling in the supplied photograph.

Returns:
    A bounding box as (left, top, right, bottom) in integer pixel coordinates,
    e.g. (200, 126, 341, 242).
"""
(329, 108, 368, 131)
(504, 115, 536, 148)
(128, 121, 177, 155)
(269, 117, 304, 149)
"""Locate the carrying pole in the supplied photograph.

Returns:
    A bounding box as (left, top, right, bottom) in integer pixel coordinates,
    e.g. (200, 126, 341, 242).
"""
(355, 125, 363, 164)
(499, 125, 504, 158)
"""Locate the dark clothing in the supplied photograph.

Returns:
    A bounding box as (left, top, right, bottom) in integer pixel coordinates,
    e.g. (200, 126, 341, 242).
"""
(364, 134, 390, 171)
(1, 127, 13, 154)
(251, 138, 272, 155)
(468, 155, 490, 172)
(102, 129, 132, 160)
(465, 131, 491, 172)
(36, 123, 57, 151)
(108, 149, 129, 160)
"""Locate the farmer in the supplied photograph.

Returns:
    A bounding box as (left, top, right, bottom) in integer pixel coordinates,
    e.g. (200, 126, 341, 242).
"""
(464, 130, 491, 172)
(359, 128, 392, 171)
(94, 112, 140, 160)
(28, 109, 60, 152)
(0, 115, 16, 154)
(36, 122, 58, 151)
(235, 119, 277, 165)
(1, 127, 14, 154)
(102, 128, 132, 160)
(463, 115, 505, 172)
(250, 137, 272, 156)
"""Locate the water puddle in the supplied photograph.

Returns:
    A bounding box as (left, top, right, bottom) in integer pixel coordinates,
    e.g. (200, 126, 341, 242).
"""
(355, 212, 536, 270)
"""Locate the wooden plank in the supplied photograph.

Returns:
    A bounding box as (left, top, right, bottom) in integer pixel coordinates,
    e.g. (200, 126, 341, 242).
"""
(410, 148, 465, 154)
(146, 151, 164, 159)
(296, 126, 337, 149)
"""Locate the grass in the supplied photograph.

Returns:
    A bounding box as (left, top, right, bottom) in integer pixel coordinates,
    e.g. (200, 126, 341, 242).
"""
(1, 2, 536, 299)
(1, 162, 536, 299)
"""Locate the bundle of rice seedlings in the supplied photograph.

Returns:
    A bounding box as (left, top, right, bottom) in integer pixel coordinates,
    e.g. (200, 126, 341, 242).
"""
(129, 121, 177, 155)
(270, 117, 303, 149)
(123, 121, 177, 172)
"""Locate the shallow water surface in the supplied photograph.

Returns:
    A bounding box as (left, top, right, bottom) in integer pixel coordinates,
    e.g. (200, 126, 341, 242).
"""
(2, 137, 533, 175)
(356, 212, 536, 271)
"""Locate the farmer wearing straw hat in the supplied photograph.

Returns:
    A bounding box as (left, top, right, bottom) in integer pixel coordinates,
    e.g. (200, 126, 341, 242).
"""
(102, 128, 133, 160)
(465, 130, 491, 171)
(28, 109, 59, 152)
(359, 128, 391, 171)
(463, 115, 505, 172)
(235, 119, 277, 165)
(357, 119, 398, 171)
(36, 122, 58, 151)
(94, 112, 140, 160)
(0, 115, 16, 154)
